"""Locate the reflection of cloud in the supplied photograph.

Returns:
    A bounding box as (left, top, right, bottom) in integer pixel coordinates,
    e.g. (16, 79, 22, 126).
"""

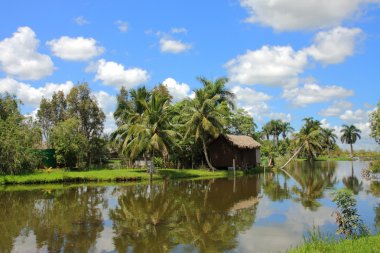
(238, 194, 335, 252)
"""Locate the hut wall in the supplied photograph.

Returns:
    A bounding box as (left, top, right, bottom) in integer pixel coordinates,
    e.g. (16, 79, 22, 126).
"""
(208, 137, 259, 169)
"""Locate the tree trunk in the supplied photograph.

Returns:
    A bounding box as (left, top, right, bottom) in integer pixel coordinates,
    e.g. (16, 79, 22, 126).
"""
(150, 152, 154, 183)
(350, 143, 354, 157)
(280, 142, 305, 170)
(202, 138, 216, 171)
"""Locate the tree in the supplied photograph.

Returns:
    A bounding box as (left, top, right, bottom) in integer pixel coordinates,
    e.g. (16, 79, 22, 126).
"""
(197, 76, 235, 109)
(227, 108, 257, 137)
(113, 91, 178, 178)
(184, 89, 226, 171)
(370, 101, 380, 145)
(293, 118, 324, 162)
(0, 93, 42, 174)
(340, 124, 361, 157)
(49, 118, 87, 168)
(321, 128, 337, 157)
(66, 83, 106, 166)
(281, 122, 294, 140)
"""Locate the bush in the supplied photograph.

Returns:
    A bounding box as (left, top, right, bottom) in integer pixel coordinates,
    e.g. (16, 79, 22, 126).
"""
(369, 160, 380, 173)
(332, 189, 369, 238)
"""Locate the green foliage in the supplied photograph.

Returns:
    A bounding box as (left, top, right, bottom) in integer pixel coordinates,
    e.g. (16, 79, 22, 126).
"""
(332, 189, 369, 238)
(369, 160, 380, 173)
(49, 118, 87, 168)
(370, 101, 380, 145)
(288, 234, 380, 253)
(227, 108, 257, 137)
(0, 94, 42, 174)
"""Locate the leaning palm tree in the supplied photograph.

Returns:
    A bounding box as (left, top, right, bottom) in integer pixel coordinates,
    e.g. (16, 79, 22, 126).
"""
(184, 89, 226, 171)
(340, 124, 361, 157)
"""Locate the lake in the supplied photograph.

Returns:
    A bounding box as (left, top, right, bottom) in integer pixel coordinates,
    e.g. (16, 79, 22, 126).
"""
(0, 161, 379, 252)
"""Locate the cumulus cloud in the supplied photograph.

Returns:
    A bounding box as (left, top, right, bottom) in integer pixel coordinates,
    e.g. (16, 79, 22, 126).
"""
(225, 26, 362, 87)
(305, 27, 362, 64)
(0, 77, 73, 106)
(91, 59, 149, 89)
(339, 109, 370, 123)
(0, 26, 54, 80)
(47, 36, 104, 61)
(283, 83, 354, 107)
(162, 77, 193, 102)
(319, 101, 353, 117)
(115, 20, 128, 32)
(231, 86, 272, 121)
(225, 46, 307, 87)
(269, 112, 292, 122)
(74, 16, 89, 26)
(159, 38, 192, 53)
(93, 91, 117, 134)
(240, 0, 376, 31)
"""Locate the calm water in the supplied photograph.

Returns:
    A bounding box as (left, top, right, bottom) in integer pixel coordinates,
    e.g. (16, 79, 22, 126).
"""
(0, 161, 379, 253)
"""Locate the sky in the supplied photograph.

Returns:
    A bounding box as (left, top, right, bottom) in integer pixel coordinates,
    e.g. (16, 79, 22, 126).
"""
(0, 0, 379, 150)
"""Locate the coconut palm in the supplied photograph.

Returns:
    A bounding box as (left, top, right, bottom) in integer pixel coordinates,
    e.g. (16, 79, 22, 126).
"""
(293, 118, 324, 162)
(184, 89, 226, 171)
(321, 128, 338, 157)
(197, 76, 235, 109)
(340, 124, 361, 157)
(113, 91, 178, 178)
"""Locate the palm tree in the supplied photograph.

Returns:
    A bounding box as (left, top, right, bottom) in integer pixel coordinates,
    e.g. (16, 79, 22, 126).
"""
(321, 128, 337, 157)
(293, 118, 323, 162)
(281, 122, 294, 140)
(340, 124, 361, 157)
(184, 89, 226, 171)
(113, 91, 178, 178)
(197, 76, 235, 109)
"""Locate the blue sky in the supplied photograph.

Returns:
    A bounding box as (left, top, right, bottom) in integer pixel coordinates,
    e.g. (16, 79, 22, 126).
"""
(0, 0, 379, 150)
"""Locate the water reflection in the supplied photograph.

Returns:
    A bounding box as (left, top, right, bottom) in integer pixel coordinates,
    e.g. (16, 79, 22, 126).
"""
(0, 161, 379, 253)
(110, 178, 260, 253)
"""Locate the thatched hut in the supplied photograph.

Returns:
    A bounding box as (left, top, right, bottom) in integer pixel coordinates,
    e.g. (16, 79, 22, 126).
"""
(208, 134, 261, 169)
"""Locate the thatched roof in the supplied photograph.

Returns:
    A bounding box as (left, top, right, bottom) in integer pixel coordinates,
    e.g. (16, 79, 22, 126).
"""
(224, 134, 261, 149)
(229, 196, 260, 212)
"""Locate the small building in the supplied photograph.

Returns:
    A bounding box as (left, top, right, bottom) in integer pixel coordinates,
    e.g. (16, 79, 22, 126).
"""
(208, 134, 261, 169)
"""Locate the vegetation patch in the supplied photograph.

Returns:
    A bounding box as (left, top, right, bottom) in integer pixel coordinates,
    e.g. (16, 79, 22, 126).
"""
(0, 168, 248, 185)
(288, 234, 380, 253)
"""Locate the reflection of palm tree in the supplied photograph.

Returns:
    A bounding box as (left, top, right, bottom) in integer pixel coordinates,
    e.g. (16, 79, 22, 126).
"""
(343, 162, 363, 195)
(262, 172, 291, 201)
(288, 161, 337, 211)
(110, 184, 179, 253)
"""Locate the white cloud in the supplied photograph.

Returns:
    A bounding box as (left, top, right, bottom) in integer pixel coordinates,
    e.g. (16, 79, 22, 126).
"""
(0, 77, 73, 106)
(0, 27, 54, 80)
(305, 27, 362, 64)
(240, 0, 377, 31)
(74, 16, 89, 25)
(47, 36, 104, 61)
(162, 77, 193, 102)
(282, 83, 354, 107)
(319, 100, 353, 117)
(269, 112, 292, 122)
(159, 38, 192, 54)
(231, 86, 272, 121)
(225, 46, 307, 87)
(92, 59, 149, 89)
(339, 109, 370, 123)
(171, 27, 187, 34)
(93, 91, 117, 134)
(115, 20, 128, 32)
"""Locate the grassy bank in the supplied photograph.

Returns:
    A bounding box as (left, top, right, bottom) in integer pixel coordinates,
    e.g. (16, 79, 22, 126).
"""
(0, 168, 245, 185)
(288, 234, 380, 253)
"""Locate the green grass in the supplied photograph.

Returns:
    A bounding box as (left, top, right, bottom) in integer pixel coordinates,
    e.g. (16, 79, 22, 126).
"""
(0, 168, 245, 185)
(369, 160, 380, 173)
(294, 157, 354, 162)
(288, 234, 380, 253)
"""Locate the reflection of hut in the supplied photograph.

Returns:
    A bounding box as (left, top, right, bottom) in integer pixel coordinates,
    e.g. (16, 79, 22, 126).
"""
(208, 134, 261, 169)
